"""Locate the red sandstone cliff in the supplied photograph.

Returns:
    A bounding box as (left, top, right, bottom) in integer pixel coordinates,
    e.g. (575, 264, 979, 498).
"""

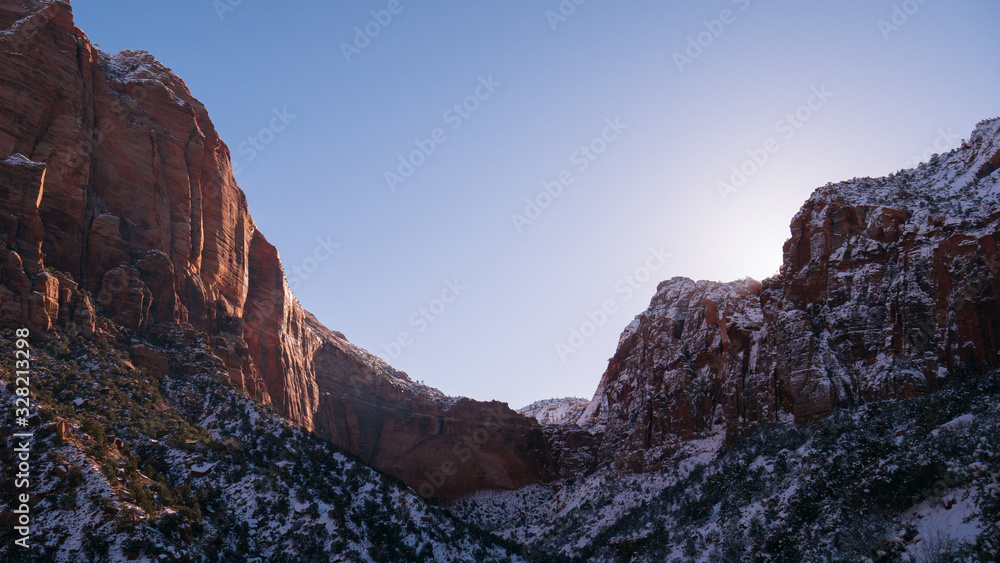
(0, 0, 552, 501)
(580, 118, 1000, 472)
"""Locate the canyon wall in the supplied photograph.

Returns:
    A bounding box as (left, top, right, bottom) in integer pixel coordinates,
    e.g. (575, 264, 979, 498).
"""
(580, 118, 1000, 471)
(0, 0, 552, 501)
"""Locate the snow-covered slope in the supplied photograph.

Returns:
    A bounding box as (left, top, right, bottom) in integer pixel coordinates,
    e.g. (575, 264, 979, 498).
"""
(454, 377, 1000, 561)
(518, 398, 590, 426)
(0, 328, 534, 562)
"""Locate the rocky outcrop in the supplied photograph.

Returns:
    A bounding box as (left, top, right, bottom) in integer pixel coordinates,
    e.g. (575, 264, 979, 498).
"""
(584, 118, 1000, 472)
(0, 154, 48, 328)
(518, 397, 590, 426)
(0, 0, 552, 501)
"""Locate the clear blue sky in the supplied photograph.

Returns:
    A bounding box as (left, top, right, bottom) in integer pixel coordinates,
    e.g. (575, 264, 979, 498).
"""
(73, 0, 1000, 409)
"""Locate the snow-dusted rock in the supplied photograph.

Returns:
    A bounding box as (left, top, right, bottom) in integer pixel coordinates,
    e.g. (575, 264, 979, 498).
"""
(589, 118, 1000, 472)
(518, 397, 590, 426)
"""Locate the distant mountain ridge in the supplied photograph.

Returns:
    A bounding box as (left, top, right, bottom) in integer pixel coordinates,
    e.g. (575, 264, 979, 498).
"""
(518, 397, 590, 426)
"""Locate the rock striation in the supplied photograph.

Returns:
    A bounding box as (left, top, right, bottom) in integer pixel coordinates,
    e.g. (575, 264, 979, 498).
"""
(0, 0, 551, 501)
(581, 117, 1000, 472)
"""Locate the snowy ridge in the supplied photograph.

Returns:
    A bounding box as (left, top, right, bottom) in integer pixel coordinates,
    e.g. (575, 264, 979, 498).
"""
(102, 49, 181, 90)
(576, 378, 609, 433)
(99, 48, 200, 110)
(518, 397, 590, 426)
(1, 152, 44, 166)
(804, 117, 1000, 221)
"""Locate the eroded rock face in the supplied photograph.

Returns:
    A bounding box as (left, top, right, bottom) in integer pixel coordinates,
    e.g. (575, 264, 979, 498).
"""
(518, 397, 591, 426)
(584, 118, 1000, 472)
(0, 0, 552, 501)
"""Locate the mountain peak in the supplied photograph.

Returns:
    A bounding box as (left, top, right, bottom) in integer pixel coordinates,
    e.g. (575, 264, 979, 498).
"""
(805, 118, 1000, 217)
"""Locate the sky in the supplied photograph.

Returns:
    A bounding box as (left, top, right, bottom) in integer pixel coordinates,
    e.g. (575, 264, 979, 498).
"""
(73, 0, 1000, 409)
